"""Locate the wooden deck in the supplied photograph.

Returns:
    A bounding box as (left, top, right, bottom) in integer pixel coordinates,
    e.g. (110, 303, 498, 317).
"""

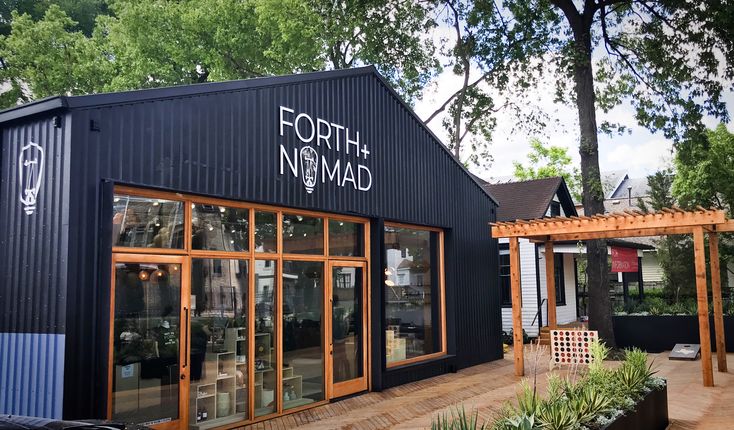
(238, 351, 734, 430)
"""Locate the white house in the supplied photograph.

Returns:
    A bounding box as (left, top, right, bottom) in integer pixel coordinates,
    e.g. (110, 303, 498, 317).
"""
(481, 177, 651, 337)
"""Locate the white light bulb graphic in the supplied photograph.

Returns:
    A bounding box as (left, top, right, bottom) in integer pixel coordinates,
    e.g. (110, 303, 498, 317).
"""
(18, 141, 44, 215)
(299, 146, 318, 194)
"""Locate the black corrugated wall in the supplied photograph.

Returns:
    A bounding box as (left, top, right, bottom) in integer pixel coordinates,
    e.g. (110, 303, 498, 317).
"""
(3, 69, 500, 418)
(0, 113, 70, 418)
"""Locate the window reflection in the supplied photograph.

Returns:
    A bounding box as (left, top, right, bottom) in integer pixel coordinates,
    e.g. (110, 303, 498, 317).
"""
(112, 263, 181, 425)
(255, 211, 277, 253)
(332, 266, 363, 383)
(384, 226, 441, 364)
(189, 259, 248, 428)
(328, 220, 363, 256)
(192, 205, 249, 252)
(282, 261, 324, 409)
(282, 214, 323, 255)
(112, 195, 184, 248)
(255, 260, 276, 417)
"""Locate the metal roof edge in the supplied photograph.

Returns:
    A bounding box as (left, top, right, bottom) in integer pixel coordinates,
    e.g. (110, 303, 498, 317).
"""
(0, 96, 67, 124)
(0, 67, 377, 123)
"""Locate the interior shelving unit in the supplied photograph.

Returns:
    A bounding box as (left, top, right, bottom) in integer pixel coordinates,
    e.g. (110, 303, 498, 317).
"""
(191, 327, 248, 430)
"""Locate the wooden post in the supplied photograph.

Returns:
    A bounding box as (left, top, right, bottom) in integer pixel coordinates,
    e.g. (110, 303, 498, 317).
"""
(510, 237, 524, 376)
(545, 241, 557, 329)
(693, 227, 714, 387)
(709, 232, 727, 372)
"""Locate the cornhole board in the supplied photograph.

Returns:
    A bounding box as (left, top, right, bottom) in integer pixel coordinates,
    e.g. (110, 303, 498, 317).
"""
(669, 343, 700, 361)
(550, 329, 598, 369)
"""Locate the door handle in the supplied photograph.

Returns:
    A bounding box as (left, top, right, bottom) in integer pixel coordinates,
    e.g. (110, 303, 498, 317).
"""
(183, 306, 189, 368)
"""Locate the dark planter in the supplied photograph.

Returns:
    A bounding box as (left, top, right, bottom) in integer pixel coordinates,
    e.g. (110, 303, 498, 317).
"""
(613, 315, 734, 353)
(603, 383, 668, 430)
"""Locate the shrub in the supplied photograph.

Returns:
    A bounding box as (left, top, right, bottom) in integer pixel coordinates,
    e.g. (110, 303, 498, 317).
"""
(491, 341, 666, 429)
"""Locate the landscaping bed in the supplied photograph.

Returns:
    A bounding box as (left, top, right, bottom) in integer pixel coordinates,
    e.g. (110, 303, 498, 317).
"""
(432, 343, 668, 429)
(614, 315, 734, 353)
(602, 383, 668, 430)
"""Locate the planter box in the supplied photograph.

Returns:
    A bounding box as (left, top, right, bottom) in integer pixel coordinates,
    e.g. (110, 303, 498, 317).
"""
(603, 384, 668, 430)
(613, 315, 734, 353)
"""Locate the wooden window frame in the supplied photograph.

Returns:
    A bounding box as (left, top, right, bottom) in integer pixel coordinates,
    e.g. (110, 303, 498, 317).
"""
(383, 222, 447, 369)
(110, 185, 370, 429)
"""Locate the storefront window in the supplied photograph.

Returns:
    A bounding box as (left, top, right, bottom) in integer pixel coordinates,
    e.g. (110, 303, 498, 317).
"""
(112, 194, 184, 248)
(255, 211, 277, 253)
(254, 260, 276, 417)
(282, 214, 323, 255)
(329, 220, 364, 257)
(282, 261, 324, 409)
(192, 205, 249, 252)
(189, 259, 248, 428)
(384, 225, 443, 365)
(111, 262, 181, 425)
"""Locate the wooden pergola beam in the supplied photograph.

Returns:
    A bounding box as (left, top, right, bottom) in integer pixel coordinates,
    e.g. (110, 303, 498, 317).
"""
(491, 209, 726, 239)
(709, 232, 727, 372)
(527, 225, 697, 242)
(509, 237, 523, 376)
(693, 227, 714, 387)
(545, 241, 557, 329)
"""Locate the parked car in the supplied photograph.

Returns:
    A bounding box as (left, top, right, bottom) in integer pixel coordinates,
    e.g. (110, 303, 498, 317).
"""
(0, 416, 147, 430)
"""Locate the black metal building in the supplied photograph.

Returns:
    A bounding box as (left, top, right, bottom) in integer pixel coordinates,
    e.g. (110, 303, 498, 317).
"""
(0, 67, 500, 427)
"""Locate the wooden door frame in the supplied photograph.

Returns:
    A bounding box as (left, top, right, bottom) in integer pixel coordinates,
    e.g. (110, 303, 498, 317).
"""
(108, 253, 191, 430)
(326, 260, 369, 399)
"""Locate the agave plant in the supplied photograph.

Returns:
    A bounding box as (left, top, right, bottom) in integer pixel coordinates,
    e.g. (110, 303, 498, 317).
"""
(431, 406, 487, 430)
(535, 400, 579, 430)
(567, 383, 613, 424)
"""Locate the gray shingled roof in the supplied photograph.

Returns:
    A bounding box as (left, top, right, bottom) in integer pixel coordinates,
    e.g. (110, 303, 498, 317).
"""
(483, 177, 577, 222)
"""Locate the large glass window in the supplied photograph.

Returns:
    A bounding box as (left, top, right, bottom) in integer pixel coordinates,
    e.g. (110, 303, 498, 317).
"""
(329, 220, 364, 257)
(192, 205, 249, 252)
(111, 262, 181, 425)
(384, 225, 443, 365)
(254, 260, 277, 417)
(282, 214, 323, 255)
(111, 187, 370, 426)
(282, 261, 324, 408)
(113, 194, 184, 248)
(189, 259, 248, 428)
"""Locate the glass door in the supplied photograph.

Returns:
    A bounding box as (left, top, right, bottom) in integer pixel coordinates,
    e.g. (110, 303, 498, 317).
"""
(328, 261, 368, 398)
(109, 254, 189, 430)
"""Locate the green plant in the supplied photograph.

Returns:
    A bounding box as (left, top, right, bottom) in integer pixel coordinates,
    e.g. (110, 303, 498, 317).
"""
(432, 406, 487, 430)
(535, 401, 578, 430)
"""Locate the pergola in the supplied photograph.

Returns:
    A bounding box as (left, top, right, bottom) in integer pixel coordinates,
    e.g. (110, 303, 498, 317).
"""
(491, 207, 734, 387)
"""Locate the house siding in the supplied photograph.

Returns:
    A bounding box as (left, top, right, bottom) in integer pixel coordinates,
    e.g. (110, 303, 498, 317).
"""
(500, 238, 541, 336)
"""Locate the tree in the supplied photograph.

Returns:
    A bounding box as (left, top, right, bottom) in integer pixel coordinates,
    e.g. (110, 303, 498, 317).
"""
(673, 124, 734, 214)
(422, 0, 557, 168)
(513, 138, 582, 200)
(638, 169, 696, 300)
(672, 124, 734, 287)
(0, 0, 439, 106)
(479, 0, 734, 346)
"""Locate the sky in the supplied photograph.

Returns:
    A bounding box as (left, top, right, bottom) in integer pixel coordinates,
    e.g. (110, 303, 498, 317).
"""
(412, 30, 734, 183)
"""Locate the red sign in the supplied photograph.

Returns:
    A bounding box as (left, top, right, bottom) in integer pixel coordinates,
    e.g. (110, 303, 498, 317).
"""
(611, 247, 639, 272)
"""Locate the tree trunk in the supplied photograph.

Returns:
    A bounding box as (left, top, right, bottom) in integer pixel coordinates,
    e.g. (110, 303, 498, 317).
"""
(572, 26, 616, 347)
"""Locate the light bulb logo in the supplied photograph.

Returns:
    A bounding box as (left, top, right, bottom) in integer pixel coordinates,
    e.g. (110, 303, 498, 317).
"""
(300, 146, 318, 194)
(18, 141, 44, 215)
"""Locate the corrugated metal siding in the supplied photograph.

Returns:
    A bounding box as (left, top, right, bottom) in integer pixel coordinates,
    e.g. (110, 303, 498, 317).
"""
(0, 115, 69, 334)
(57, 71, 499, 414)
(0, 333, 65, 418)
(0, 114, 70, 417)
